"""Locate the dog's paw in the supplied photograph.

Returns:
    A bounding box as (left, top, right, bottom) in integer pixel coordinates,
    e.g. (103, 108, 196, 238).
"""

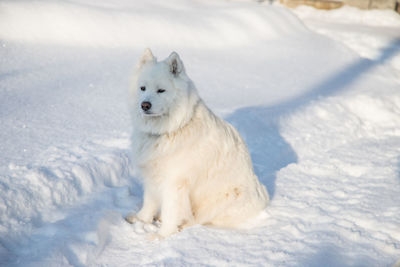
(124, 214, 138, 224)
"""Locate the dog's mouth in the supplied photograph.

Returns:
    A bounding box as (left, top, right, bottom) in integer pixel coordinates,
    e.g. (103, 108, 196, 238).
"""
(142, 111, 163, 117)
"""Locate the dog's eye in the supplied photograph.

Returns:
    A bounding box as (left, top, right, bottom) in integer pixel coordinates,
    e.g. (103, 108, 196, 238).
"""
(157, 89, 166, 93)
(140, 86, 146, 91)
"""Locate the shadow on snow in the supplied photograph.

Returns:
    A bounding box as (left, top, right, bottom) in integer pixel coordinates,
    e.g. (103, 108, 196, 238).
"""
(226, 38, 400, 199)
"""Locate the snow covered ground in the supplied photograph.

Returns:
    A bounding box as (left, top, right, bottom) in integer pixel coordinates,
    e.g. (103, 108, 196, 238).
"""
(293, 5, 400, 72)
(0, 0, 399, 266)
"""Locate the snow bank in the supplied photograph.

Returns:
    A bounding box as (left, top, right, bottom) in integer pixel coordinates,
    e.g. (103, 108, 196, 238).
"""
(0, 138, 133, 263)
(0, 0, 305, 48)
(293, 5, 400, 71)
(294, 5, 400, 27)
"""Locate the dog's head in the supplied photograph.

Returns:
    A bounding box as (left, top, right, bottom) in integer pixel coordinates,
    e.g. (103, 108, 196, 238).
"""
(130, 49, 199, 135)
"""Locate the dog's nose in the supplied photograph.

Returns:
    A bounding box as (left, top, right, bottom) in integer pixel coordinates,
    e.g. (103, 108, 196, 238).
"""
(141, 101, 152, 111)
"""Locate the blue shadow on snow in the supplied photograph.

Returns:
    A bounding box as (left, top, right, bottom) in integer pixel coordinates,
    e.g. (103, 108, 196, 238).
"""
(226, 37, 400, 200)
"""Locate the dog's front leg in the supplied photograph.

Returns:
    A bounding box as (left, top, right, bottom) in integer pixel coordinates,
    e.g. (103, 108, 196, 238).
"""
(158, 181, 192, 237)
(126, 182, 159, 224)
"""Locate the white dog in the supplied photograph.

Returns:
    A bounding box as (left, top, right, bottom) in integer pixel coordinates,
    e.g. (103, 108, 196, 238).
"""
(126, 49, 269, 238)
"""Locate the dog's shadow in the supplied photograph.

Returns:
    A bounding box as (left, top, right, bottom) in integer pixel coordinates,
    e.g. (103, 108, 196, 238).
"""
(226, 106, 297, 199)
(224, 38, 400, 199)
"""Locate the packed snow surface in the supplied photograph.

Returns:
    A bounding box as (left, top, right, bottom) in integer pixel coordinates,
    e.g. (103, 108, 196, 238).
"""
(1, 0, 400, 266)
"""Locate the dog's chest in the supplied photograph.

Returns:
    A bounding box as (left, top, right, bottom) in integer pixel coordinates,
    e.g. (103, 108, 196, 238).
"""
(136, 129, 206, 178)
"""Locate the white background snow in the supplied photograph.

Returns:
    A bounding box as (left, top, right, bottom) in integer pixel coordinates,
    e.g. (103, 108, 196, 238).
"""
(1, 0, 400, 266)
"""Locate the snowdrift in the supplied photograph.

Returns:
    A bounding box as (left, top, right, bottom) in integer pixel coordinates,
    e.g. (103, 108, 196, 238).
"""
(0, 0, 305, 48)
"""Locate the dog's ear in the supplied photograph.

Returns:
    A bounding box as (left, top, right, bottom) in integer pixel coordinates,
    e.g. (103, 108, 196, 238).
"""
(166, 52, 184, 76)
(138, 48, 156, 68)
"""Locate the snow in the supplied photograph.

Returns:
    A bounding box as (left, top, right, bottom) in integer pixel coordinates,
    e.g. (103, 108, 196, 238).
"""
(1, 0, 400, 266)
(293, 5, 400, 71)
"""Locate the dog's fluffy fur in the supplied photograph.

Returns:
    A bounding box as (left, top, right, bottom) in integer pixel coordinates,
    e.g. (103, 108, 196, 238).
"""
(126, 49, 269, 237)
